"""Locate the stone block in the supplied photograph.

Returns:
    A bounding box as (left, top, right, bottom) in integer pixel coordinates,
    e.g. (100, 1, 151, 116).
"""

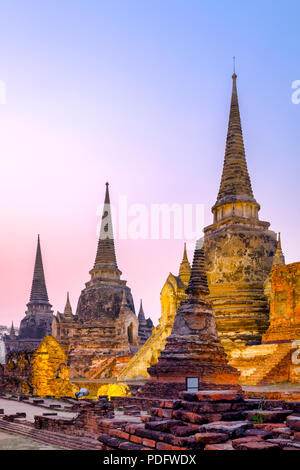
(142, 438, 156, 448)
(119, 442, 143, 450)
(172, 425, 202, 437)
(269, 427, 292, 439)
(129, 435, 143, 444)
(246, 410, 293, 423)
(267, 439, 300, 450)
(182, 390, 242, 402)
(254, 423, 284, 432)
(221, 411, 244, 421)
(232, 436, 263, 449)
(146, 419, 180, 432)
(233, 441, 280, 451)
(194, 432, 229, 445)
(286, 416, 300, 431)
(199, 421, 251, 438)
(171, 410, 208, 424)
(181, 401, 232, 413)
(156, 442, 187, 451)
(205, 441, 234, 450)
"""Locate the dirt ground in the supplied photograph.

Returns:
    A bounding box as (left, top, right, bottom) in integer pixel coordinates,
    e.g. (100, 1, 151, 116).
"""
(0, 398, 77, 423)
(0, 430, 62, 450)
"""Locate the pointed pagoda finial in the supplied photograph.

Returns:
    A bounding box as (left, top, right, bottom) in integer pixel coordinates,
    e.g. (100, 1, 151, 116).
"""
(186, 238, 209, 297)
(10, 321, 16, 338)
(29, 235, 50, 305)
(277, 232, 282, 250)
(183, 242, 188, 260)
(120, 289, 128, 310)
(63, 292, 73, 317)
(272, 232, 285, 267)
(105, 182, 110, 204)
(179, 242, 191, 284)
(138, 299, 145, 320)
(233, 56, 236, 75)
(214, 73, 257, 209)
(92, 183, 121, 277)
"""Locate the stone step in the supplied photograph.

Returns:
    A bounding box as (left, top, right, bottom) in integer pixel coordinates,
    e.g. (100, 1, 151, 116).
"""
(181, 390, 243, 403)
(146, 419, 181, 432)
(235, 345, 291, 386)
(199, 420, 252, 438)
(286, 415, 300, 431)
(232, 440, 280, 451)
(245, 410, 293, 424)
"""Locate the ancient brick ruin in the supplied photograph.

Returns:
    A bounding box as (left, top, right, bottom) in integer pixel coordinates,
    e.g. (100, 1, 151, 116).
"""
(141, 240, 241, 399)
(4, 236, 53, 353)
(118, 244, 191, 380)
(1, 73, 300, 452)
(204, 73, 277, 351)
(52, 183, 151, 379)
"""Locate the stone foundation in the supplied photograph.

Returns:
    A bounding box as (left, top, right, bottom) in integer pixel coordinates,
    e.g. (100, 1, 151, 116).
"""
(229, 263, 300, 386)
(96, 390, 300, 451)
(35, 397, 114, 438)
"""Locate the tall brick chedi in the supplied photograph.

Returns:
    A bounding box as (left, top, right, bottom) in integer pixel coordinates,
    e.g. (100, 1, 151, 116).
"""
(54, 183, 140, 378)
(5, 236, 53, 353)
(141, 240, 240, 398)
(204, 73, 277, 350)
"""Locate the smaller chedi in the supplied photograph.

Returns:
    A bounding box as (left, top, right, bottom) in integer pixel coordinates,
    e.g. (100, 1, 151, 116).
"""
(140, 239, 241, 399)
(4, 236, 53, 353)
(263, 233, 286, 308)
(52, 292, 75, 345)
(137, 300, 153, 345)
(53, 183, 150, 379)
(118, 244, 191, 380)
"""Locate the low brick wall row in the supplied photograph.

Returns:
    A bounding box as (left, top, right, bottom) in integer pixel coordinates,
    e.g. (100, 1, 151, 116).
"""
(97, 390, 300, 451)
(111, 396, 161, 411)
(35, 397, 114, 438)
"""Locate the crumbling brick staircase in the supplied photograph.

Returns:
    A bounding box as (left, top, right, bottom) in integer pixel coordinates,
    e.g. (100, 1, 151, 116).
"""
(118, 326, 167, 380)
(86, 358, 116, 380)
(230, 343, 292, 386)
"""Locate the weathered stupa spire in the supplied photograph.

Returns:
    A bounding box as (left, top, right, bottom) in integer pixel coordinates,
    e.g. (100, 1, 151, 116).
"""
(212, 73, 259, 223)
(10, 322, 16, 338)
(272, 232, 285, 267)
(63, 292, 73, 317)
(141, 238, 241, 398)
(13, 236, 54, 345)
(185, 240, 209, 297)
(29, 235, 50, 305)
(204, 73, 277, 350)
(90, 183, 121, 280)
(120, 289, 128, 308)
(178, 243, 191, 284)
(138, 299, 145, 321)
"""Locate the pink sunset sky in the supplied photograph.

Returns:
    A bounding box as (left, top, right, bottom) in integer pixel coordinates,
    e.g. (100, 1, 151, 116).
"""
(0, 1, 299, 327)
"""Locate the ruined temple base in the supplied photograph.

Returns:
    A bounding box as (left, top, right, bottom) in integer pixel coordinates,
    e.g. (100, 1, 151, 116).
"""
(69, 354, 135, 380)
(229, 341, 300, 386)
(140, 380, 242, 400)
(244, 385, 300, 402)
